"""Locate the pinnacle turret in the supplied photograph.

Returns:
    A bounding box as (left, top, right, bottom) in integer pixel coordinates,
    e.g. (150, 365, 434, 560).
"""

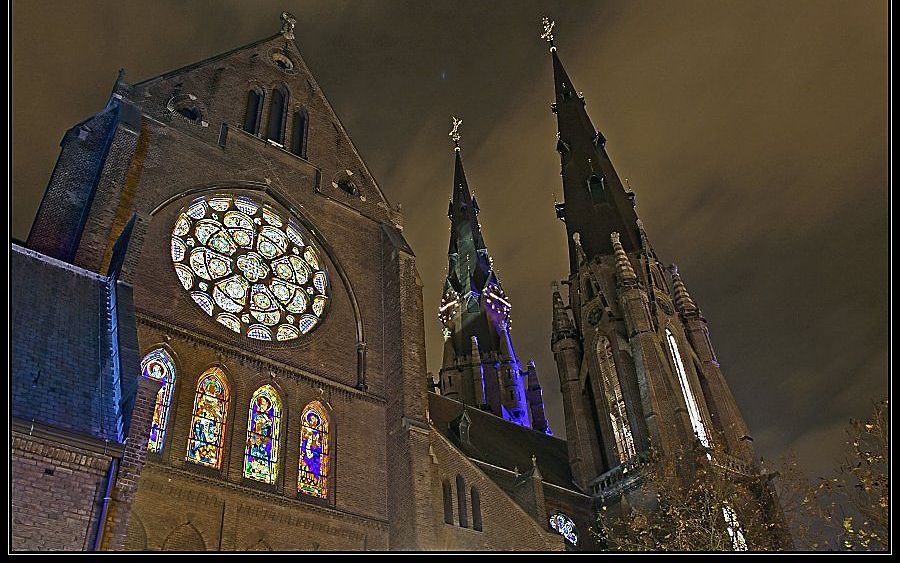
(669, 264, 699, 317)
(611, 232, 638, 287)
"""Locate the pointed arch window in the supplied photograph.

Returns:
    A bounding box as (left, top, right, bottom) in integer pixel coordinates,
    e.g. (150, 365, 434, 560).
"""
(141, 348, 176, 453)
(442, 480, 453, 524)
(266, 87, 288, 144)
(186, 367, 230, 468)
(723, 502, 749, 551)
(456, 475, 469, 528)
(243, 89, 264, 134)
(298, 401, 330, 499)
(597, 336, 636, 463)
(471, 487, 483, 531)
(243, 385, 283, 484)
(291, 107, 309, 159)
(665, 328, 710, 448)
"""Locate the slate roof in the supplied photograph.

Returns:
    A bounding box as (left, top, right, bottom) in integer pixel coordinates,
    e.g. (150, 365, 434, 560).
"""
(428, 392, 580, 493)
(11, 245, 124, 443)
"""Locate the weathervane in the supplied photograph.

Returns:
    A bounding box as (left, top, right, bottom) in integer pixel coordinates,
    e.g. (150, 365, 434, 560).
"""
(281, 11, 297, 39)
(541, 16, 556, 51)
(449, 116, 463, 150)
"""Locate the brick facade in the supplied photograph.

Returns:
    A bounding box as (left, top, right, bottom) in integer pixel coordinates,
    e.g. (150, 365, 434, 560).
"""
(11, 431, 115, 551)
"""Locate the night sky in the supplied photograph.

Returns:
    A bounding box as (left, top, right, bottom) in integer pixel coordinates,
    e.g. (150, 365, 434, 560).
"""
(11, 1, 888, 479)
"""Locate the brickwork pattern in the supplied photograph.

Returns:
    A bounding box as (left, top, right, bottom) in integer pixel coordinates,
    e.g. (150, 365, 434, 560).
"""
(11, 432, 113, 551)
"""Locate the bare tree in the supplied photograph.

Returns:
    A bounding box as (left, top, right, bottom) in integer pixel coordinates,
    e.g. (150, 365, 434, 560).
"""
(593, 399, 889, 552)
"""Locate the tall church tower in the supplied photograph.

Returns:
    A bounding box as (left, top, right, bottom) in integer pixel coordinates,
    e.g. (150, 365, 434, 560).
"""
(437, 120, 549, 433)
(542, 18, 756, 499)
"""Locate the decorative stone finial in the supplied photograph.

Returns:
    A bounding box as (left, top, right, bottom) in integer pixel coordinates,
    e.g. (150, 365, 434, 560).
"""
(669, 263, 699, 316)
(541, 16, 556, 51)
(611, 231, 638, 286)
(572, 232, 587, 266)
(449, 116, 463, 150)
(281, 11, 297, 39)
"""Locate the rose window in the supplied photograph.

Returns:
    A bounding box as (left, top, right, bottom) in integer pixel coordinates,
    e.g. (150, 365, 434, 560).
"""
(170, 194, 329, 341)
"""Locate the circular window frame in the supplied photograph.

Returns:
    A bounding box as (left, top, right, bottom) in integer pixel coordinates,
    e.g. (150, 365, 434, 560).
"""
(169, 193, 331, 344)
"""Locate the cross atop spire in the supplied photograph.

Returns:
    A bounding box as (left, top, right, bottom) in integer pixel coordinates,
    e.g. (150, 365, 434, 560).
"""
(449, 116, 463, 151)
(541, 16, 556, 51)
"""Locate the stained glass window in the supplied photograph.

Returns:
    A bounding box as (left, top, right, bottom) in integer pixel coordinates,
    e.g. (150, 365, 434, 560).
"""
(170, 194, 330, 342)
(597, 337, 636, 464)
(297, 401, 330, 499)
(549, 512, 578, 546)
(244, 385, 282, 484)
(723, 502, 749, 551)
(665, 328, 710, 448)
(186, 367, 230, 469)
(141, 348, 176, 453)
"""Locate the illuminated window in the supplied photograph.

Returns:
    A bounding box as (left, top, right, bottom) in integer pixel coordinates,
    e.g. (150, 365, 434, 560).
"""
(141, 348, 176, 453)
(186, 367, 230, 469)
(723, 503, 748, 551)
(298, 401, 330, 499)
(549, 512, 578, 546)
(243, 385, 282, 484)
(597, 337, 636, 463)
(170, 194, 329, 342)
(665, 328, 710, 448)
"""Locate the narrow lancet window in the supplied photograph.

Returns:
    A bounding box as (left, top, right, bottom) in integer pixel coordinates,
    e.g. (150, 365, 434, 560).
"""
(665, 328, 710, 448)
(141, 348, 176, 453)
(266, 88, 287, 144)
(243, 385, 282, 484)
(291, 108, 309, 158)
(243, 89, 263, 134)
(597, 336, 636, 463)
(442, 480, 453, 524)
(186, 367, 230, 469)
(471, 487, 483, 531)
(723, 502, 749, 551)
(456, 475, 468, 528)
(298, 400, 330, 499)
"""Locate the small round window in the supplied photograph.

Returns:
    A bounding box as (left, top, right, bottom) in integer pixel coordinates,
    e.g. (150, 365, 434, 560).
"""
(272, 51, 295, 72)
(170, 194, 329, 342)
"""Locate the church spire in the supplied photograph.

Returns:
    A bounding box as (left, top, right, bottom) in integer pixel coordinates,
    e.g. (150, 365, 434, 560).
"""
(543, 17, 641, 272)
(446, 117, 491, 297)
(439, 118, 545, 431)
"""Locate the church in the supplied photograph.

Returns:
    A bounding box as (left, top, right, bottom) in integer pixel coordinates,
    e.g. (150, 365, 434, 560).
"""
(11, 13, 785, 551)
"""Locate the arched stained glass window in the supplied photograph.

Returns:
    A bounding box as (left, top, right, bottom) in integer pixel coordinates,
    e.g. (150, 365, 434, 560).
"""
(186, 367, 230, 468)
(723, 502, 749, 551)
(243, 385, 282, 484)
(549, 512, 578, 546)
(665, 328, 710, 448)
(141, 348, 176, 453)
(298, 401, 330, 498)
(597, 336, 636, 464)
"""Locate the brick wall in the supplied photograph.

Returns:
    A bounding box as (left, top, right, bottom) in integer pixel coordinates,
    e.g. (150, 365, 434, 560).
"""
(11, 432, 114, 551)
(428, 432, 565, 551)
